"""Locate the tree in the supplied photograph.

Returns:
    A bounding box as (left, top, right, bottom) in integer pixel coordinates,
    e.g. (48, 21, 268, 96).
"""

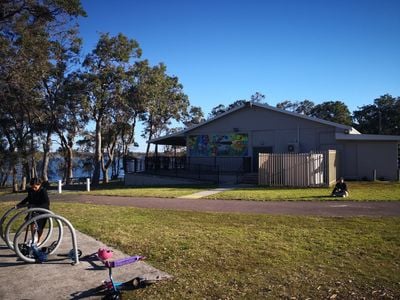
(39, 30, 84, 182)
(0, 0, 85, 189)
(353, 94, 400, 135)
(208, 92, 266, 119)
(310, 101, 352, 125)
(135, 61, 189, 157)
(182, 106, 205, 128)
(0, 0, 85, 24)
(250, 92, 266, 103)
(276, 100, 296, 111)
(295, 100, 314, 115)
(208, 104, 227, 118)
(276, 100, 315, 116)
(82, 33, 142, 185)
(53, 72, 89, 183)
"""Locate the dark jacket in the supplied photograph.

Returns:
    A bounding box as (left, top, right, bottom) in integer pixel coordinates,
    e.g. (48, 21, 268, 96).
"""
(18, 186, 50, 210)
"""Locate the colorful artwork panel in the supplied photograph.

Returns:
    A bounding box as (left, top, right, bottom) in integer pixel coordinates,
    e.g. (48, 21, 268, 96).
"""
(188, 134, 248, 157)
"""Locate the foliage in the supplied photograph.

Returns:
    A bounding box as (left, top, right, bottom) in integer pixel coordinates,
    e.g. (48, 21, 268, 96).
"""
(208, 92, 266, 118)
(310, 100, 352, 125)
(134, 61, 189, 156)
(182, 106, 205, 128)
(82, 33, 142, 184)
(0, 0, 85, 189)
(353, 94, 400, 135)
(276, 99, 315, 115)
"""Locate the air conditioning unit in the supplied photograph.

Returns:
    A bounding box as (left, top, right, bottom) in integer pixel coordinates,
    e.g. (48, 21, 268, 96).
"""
(287, 143, 299, 153)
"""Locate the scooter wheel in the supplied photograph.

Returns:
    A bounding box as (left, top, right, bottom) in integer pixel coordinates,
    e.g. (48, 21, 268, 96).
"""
(131, 277, 141, 288)
(105, 291, 121, 300)
(68, 249, 82, 260)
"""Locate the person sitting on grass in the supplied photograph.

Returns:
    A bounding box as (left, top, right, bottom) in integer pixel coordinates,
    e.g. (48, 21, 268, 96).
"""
(331, 177, 349, 198)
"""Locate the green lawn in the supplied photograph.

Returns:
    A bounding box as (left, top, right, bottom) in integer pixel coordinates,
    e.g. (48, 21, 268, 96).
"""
(81, 186, 214, 198)
(2, 181, 399, 201)
(73, 181, 400, 201)
(1, 202, 398, 299)
(0, 188, 12, 197)
(205, 181, 400, 201)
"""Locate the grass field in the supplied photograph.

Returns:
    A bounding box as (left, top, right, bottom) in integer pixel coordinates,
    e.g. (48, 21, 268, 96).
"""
(2, 181, 399, 201)
(205, 181, 400, 201)
(80, 186, 213, 198)
(1, 202, 398, 299)
(68, 181, 400, 201)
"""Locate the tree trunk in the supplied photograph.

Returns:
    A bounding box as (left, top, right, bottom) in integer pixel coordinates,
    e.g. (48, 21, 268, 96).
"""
(22, 162, 30, 184)
(145, 118, 154, 159)
(20, 176, 26, 191)
(92, 120, 102, 185)
(64, 137, 74, 184)
(1, 171, 8, 187)
(101, 144, 116, 184)
(41, 130, 52, 181)
(102, 165, 109, 183)
(12, 166, 18, 192)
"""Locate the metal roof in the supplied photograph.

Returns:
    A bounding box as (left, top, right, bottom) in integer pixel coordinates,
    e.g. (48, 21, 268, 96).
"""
(336, 132, 400, 141)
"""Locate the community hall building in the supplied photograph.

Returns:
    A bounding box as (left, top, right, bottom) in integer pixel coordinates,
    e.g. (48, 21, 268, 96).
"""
(128, 102, 400, 186)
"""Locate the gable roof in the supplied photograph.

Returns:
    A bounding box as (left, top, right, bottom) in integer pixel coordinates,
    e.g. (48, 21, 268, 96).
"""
(149, 102, 360, 145)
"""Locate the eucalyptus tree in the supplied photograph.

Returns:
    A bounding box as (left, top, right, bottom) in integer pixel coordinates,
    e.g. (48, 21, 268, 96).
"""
(353, 94, 400, 135)
(135, 62, 189, 156)
(310, 101, 352, 125)
(82, 33, 141, 185)
(276, 100, 315, 116)
(276, 100, 296, 111)
(0, 0, 85, 188)
(39, 30, 84, 182)
(53, 72, 89, 182)
(208, 92, 266, 118)
(295, 100, 315, 115)
(182, 106, 205, 128)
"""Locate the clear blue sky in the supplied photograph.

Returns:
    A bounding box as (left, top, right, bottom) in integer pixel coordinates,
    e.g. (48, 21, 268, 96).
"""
(78, 0, 400, 151)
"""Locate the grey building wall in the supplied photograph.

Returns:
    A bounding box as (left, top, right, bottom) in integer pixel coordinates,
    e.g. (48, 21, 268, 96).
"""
(188, 105, 338, 155)
(180, 105, 399, 180)
(338, 141, 399, 180)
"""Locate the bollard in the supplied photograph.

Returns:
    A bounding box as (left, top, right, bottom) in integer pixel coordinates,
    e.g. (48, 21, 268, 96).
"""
(86, 178, 90, 192)
(372, 169, 377, 181)
(398, 169, 400, 182)
(58, 180, 62, 194)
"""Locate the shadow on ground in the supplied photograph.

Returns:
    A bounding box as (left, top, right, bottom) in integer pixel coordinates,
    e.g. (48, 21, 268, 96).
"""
(0, 229, 171, 299)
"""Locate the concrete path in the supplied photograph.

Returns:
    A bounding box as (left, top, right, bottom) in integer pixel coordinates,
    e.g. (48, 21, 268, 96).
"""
(2, 193, 399, 217)
(0, 192, 399, 299)
(177, 187, 234, 199)
(0, 229, 171, 299)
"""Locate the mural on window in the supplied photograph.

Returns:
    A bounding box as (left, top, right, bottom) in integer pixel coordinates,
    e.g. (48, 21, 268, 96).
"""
(188, 134, 248, 157)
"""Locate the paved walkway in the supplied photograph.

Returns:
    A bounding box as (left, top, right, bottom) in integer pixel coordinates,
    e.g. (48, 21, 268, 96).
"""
(0, 191, 399, 299)
(0, 228, 170, 299)
(176, 187, 235, 199)
(2, 193, 400, 217)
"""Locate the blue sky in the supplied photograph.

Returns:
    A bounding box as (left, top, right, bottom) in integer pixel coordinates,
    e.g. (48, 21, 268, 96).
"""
(78, 0, 400, 151)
